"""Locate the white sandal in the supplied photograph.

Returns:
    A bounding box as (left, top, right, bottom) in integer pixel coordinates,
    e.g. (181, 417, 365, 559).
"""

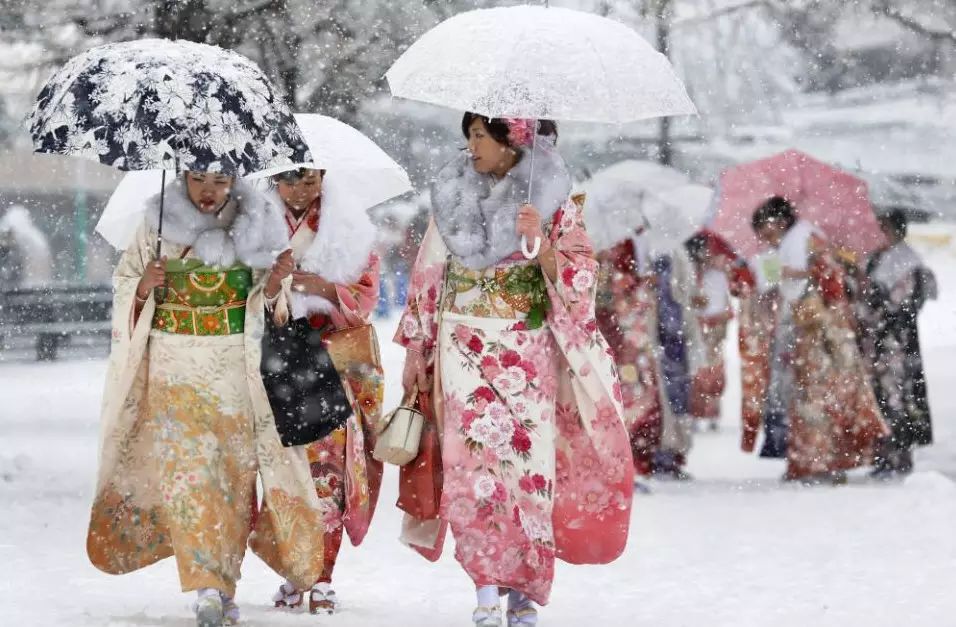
(272, 581, 303, 610)
(473, 605, 503, 626)
(507, 606, 539, 626)
(194, 591, 224, 627)
(220, 594, 240, 625)
(309, 585, 338, 615)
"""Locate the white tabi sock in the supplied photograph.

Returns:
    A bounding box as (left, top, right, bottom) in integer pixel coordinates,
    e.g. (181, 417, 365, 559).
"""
(476, 585, 500, 608)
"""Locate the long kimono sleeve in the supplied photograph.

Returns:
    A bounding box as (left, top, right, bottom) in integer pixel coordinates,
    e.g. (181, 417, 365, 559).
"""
(544, 198, 600, 326)
(329, 252, 380, 329)
(393, 221, 446, 359)
(113, 224, 156, 340)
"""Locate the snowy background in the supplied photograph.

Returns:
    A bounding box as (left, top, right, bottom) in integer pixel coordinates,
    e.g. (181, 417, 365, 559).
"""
(2, 1, 956, 624)
(1, 225, 954, 626)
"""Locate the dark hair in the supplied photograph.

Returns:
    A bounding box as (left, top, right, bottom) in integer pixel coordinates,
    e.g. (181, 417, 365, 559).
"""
(272, 167, 326, 185)
(751, 196, 797, 234)
(879, 208, 908, 240)
(684, 232, 710, 263)
(461, 112, 558, 147)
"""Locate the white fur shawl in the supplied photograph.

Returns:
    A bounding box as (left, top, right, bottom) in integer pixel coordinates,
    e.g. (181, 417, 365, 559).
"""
(265, 172, 378, 318)
(431, 141, 572, 270)
(145, 177, 287, 269)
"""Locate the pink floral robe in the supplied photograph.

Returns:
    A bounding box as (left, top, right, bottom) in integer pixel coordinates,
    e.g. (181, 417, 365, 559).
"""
(394, 195, 634, 605)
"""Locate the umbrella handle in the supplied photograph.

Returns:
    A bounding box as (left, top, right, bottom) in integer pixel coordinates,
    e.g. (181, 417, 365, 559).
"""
(521, 235, 541, 259)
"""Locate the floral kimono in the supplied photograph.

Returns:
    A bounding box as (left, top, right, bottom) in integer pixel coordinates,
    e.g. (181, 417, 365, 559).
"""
(395, 144, 633, 605)
(860, 241, 936, 466)
(265, 180, 384, 584)
(596, 238, 663, 476)
(87, 179, 326, 598)
(689, 266, 733, 421)
(739, 225, 887, 480)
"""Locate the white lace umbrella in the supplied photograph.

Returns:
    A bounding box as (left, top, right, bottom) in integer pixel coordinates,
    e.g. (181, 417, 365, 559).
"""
(386, 5, 696, 257)
(97, 114, 412, 249)
(386, 5, 696, 123)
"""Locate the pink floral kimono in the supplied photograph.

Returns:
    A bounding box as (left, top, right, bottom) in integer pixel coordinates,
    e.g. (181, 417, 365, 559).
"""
(264, 182, 384, 585)
(395, 194, 634, 605)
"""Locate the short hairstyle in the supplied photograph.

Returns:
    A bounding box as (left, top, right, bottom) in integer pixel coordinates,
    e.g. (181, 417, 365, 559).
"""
(879, 208, 908, 239)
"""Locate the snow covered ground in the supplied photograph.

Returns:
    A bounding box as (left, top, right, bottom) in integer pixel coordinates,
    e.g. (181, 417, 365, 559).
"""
(2, 231, 955, 626)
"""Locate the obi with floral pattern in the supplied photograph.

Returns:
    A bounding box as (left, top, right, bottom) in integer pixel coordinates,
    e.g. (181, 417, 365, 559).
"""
(152, 258, 252, 336)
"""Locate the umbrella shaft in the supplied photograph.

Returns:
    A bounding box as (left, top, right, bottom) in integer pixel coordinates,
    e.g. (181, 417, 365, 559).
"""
(526, 119, 538, 205)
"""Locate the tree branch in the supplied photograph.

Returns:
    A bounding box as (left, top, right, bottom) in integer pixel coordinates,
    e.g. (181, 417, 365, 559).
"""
(871, 2, 956, 45)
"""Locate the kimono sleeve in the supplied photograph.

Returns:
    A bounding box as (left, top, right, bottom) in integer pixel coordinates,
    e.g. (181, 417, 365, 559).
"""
(545, 197, 600, 324)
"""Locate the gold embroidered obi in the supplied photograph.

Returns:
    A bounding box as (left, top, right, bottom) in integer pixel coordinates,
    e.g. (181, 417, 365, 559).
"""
(152, 259, 252, 336)
(444, 257, 549, 327)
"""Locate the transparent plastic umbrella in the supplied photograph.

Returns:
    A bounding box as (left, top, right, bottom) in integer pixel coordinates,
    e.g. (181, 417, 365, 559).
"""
(386, 5, 696, 257)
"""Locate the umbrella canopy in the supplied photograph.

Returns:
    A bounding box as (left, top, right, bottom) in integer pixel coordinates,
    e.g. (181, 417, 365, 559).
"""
(385, 5, 696, 123)
(251, 113, 412, 212)
(582, 160, 692, 252)
(642, 183, 714, 252)
(28, 38, 309, 176)
(709, 149, 886, 259)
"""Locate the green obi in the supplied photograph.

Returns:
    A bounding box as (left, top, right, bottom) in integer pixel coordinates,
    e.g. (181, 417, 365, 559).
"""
(151, 259, 253, 336)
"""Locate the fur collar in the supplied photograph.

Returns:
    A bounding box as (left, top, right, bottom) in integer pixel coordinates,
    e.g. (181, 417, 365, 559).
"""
(431, 141, 571, 269)
(265, 173, 378, 318)
(145, 177, 287, 269)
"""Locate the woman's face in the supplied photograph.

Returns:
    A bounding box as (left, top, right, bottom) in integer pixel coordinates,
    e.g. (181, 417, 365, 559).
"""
(467, 118, 515, 175)
(756, 221, 787, 248)
(277, 169, 323, 212)
(185, 172, 233, 214)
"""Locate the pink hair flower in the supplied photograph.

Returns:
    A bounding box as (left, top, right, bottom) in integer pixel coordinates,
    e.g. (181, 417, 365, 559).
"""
(504, 118, 535, 147)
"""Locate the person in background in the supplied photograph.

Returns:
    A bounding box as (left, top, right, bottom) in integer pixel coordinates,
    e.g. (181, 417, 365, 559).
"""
(739, 196, 887, 484)
(685, 231, 737, 431)
(859, 209, 936, 478)
(649, 245, 699, 480)
(596, 227, 663, 483)
(0, 205, 53, 287)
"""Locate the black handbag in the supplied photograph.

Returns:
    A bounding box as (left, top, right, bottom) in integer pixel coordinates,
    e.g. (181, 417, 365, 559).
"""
(261, 315, 352, 447)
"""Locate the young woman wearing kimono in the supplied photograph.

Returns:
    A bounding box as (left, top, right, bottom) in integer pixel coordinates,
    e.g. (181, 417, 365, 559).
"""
(739, 196, 887, 484)
(860, 210, 936, 477)
(87, 172, 328, 627)
(396, 114, 634, 626)
(264, 167, 384, 614)
(595, 231, 663, 479)
(685, 231, 737, 430)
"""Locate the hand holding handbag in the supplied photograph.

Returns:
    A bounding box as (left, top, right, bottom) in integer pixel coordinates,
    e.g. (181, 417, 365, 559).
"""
(373, 384, 425, 466)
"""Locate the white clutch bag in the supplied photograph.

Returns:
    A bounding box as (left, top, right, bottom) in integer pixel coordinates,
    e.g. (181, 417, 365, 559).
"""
(373, 386, 425, 466)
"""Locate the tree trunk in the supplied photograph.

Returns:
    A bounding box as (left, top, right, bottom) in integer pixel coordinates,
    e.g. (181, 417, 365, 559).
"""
(655, 0, 673, 166)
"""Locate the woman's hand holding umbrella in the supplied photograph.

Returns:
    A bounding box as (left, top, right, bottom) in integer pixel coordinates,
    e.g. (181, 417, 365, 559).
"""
(517, 203, 557, 281)
(137, 258, 168, 300)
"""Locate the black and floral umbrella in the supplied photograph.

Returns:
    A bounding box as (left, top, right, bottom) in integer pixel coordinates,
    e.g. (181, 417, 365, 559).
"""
(28, 38, 310, 176)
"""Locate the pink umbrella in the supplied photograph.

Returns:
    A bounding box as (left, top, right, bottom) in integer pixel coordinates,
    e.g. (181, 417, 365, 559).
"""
(709, 149, 886, 260)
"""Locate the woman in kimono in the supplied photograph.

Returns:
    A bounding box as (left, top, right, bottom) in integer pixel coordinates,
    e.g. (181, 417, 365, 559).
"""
(595, 230, 663, 479)
(396, 114, 634, 626)
(739, 196, 887, 483)
(264, 167, 384, 614)
(685, 231, 737, 430)
(87, 171, 327, 626)
(860, 210, 936, 477)
(649, 247, 699, 480)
